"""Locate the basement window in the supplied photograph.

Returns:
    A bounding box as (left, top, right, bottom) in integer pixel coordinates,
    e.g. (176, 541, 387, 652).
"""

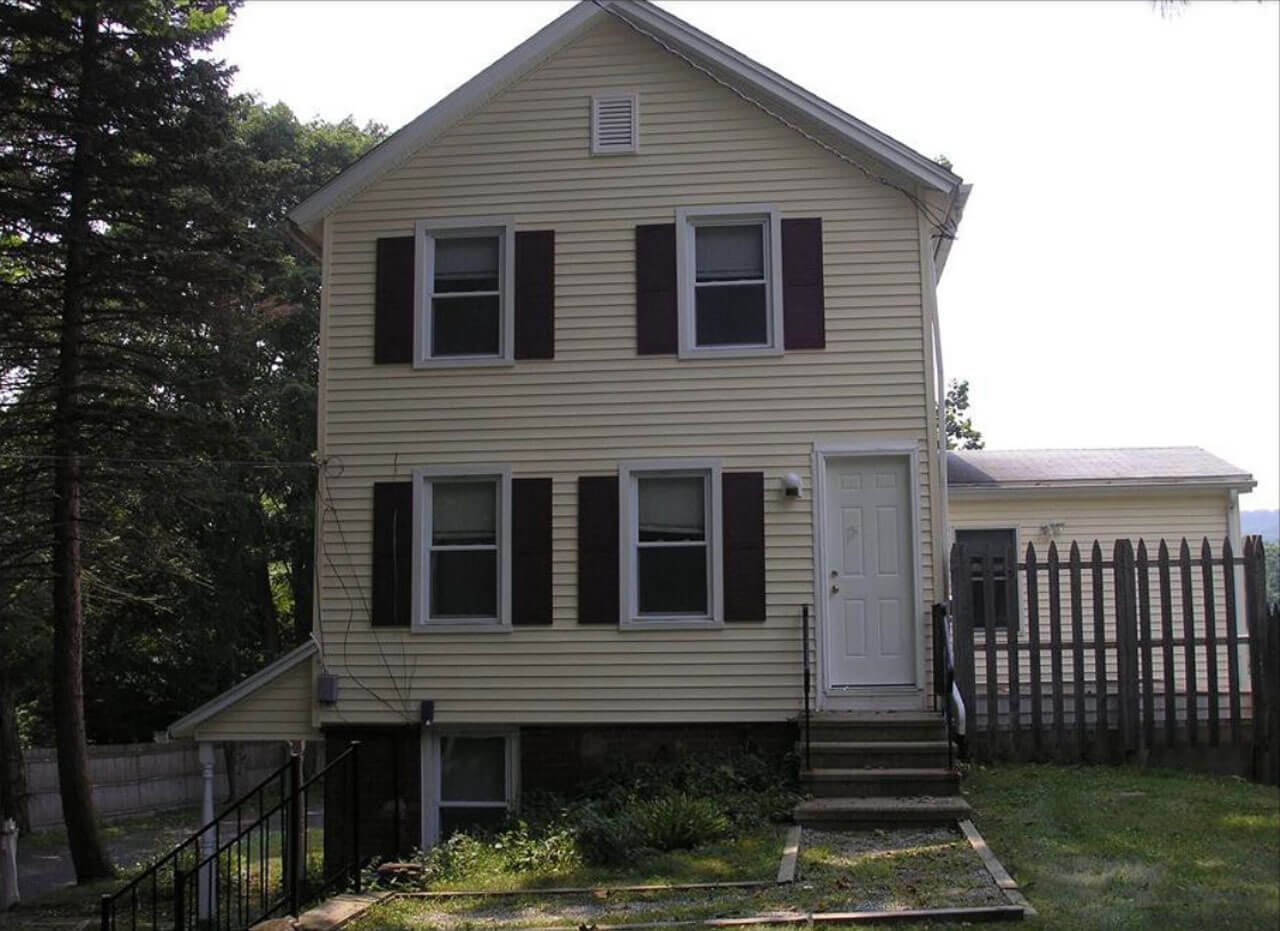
(424, 730, 518, 844)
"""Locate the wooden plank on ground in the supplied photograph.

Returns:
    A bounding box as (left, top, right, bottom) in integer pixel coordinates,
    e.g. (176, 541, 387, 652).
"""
(776, 825, 801, 884)
(958, 819, 1038, 919)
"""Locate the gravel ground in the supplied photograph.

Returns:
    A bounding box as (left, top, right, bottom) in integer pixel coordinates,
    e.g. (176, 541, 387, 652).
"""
(348, 825, 1009, 929)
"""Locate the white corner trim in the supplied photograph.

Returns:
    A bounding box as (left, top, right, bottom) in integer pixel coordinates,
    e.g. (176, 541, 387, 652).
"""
(618, 458, 724, 629)
(413, 218, 516, 368)
(167, 640, 318, 739)
(674, 205, 783, 359)
(411, 465, 514, 631)
(287, 0, 606, 239)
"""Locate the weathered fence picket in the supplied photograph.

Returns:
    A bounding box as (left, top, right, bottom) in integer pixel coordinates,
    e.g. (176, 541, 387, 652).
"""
(949, 534, 1278, 785)
(1026, 543, 1043, 759)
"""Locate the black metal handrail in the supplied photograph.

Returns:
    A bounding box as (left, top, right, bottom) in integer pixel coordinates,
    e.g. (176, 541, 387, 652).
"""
(801, 603, 812, 770)
(172, 742, 360, 931)
(100, 754, 293, 931)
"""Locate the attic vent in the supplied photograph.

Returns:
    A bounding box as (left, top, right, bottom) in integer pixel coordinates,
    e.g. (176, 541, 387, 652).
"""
(591, 94, 637, 154)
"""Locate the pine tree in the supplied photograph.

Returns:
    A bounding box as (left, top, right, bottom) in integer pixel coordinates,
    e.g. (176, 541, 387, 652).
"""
(0, 0, 241, 881)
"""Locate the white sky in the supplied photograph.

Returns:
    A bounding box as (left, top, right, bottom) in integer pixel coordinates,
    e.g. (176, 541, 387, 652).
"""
(217, 1, 1280, 509)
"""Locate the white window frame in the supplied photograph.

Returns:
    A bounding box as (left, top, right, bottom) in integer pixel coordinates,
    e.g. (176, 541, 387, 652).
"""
(421, 727, 519, 847)
(414, 217, 516, 368)
(618, 458, 724, 630)
(411, 465, 513, 631)
(675, 205, 784, 359)
(590, 92, 639, 155)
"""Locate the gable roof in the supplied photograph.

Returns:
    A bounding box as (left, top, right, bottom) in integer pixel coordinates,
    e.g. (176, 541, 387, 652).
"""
(167, 639, 317, 739)
(948, 447, 1256, 493)
(287, 0, 964, 251)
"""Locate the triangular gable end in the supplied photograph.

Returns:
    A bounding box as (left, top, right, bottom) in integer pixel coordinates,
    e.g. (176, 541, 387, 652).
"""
(287, 0, 963, 253)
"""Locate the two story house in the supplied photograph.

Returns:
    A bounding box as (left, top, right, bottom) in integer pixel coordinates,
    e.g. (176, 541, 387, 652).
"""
(168, 0, 973, 854)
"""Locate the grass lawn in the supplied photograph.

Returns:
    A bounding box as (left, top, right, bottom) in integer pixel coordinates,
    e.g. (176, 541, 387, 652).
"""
(964, 763, 1280, 929)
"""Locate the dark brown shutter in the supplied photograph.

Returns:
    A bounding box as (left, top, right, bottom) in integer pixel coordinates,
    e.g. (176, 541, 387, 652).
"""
(372, 481, 413, 627)
(375, 236, 415, 363)
(781, 218, 825, 350)
(722, 472, 765, 622)
(577, 476, 619, 624)
(635, 223, 677, 355)
(512, 477, 553, 626)
(515, 231, 555, 359)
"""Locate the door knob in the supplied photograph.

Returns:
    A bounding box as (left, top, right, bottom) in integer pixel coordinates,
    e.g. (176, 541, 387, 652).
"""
(831, 583, 840, 593)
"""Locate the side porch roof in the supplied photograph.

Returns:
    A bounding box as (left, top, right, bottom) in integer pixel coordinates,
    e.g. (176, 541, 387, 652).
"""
(167, 640, 319, 742)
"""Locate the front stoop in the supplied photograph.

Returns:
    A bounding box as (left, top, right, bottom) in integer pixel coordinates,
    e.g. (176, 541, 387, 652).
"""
(794, 712, 970, 826)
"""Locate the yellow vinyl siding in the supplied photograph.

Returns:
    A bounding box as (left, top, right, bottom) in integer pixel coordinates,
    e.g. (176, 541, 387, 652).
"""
(313, 17, 940, 725)
(949, 489, 1247, 717)
(190, 659, 318, 741)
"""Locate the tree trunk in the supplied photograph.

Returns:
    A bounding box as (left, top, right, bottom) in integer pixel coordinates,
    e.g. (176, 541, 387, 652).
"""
(50, 3, 113, 883)
(0, 669, 30, 835)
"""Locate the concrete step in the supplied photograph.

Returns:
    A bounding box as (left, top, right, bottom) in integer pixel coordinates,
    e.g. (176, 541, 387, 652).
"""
(801, 740, 952, 770)
(801, 767, 961, 798)
(794, 794, 972, 827)
(801, 712, 947, 743)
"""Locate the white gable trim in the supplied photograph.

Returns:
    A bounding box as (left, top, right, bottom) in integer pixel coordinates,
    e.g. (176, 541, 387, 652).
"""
(287, 0, 962, 250)
(166, 639, 318, 739)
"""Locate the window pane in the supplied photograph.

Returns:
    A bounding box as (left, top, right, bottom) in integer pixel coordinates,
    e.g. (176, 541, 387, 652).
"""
(433, 482, 496, 546)
(695, 284, 768, 346)
(432, 295, 500, 356)
(441, 806, 507, 838)
(434, 236, 499, 293)
(638, 546, 708, 614)
(441, 736, 506, 802)
(430, 550, 497, 618)
(639, 476, 705, 542)
(695, 224, 764, 282)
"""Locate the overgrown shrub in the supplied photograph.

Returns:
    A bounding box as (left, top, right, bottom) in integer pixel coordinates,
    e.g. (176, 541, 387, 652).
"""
(572, 805, 636, 866)
(626, 793, 729, 851)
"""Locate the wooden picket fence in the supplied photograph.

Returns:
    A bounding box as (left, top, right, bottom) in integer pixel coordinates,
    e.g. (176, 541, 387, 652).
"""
(949, 535, 1279, 784)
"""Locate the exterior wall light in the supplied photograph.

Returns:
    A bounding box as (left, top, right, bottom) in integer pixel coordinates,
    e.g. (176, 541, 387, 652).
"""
(782, 472, 803, 498)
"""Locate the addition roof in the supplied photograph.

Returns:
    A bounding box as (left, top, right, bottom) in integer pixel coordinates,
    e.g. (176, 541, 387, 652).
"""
(947, 447, 1256, 493)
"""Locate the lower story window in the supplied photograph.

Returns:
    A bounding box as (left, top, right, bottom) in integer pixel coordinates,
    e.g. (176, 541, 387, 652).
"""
(620, 460, 723, 627)
(956, 528, 1017, 629)
(427, 730, 517, 844)
(414, 467, 512, 628)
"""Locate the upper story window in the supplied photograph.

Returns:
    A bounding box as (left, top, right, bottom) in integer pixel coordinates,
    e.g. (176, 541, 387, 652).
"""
(415, 218, 515, 366)
(675, 207, 783, 358)
(619, 459, 724, 629)
(413, 466, 512, 629)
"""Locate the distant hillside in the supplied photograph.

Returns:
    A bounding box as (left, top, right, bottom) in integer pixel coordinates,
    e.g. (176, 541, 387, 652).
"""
(1242, 510, 1279, 541)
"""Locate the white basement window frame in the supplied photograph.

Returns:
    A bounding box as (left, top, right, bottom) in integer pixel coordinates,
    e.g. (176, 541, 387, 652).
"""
(618, 458, 724, 630)
(422, 727, 519, 847)
(411, 465, 513, 632)
(675, 205, 784, 359)
(414, 217, 516, 367)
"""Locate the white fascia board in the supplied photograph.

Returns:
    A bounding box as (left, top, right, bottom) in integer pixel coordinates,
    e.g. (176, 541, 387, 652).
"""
(948, 477, 1258, 497)
(288, 1, 964, 249)
(287, 0, 604, 242)
(166, 639, 318, 740)
(612, 1, 962, 194)
(933, 184, 971, 281)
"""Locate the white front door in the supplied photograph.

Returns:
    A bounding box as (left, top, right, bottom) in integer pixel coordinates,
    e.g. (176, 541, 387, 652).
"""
(823, 455, 916, 689)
